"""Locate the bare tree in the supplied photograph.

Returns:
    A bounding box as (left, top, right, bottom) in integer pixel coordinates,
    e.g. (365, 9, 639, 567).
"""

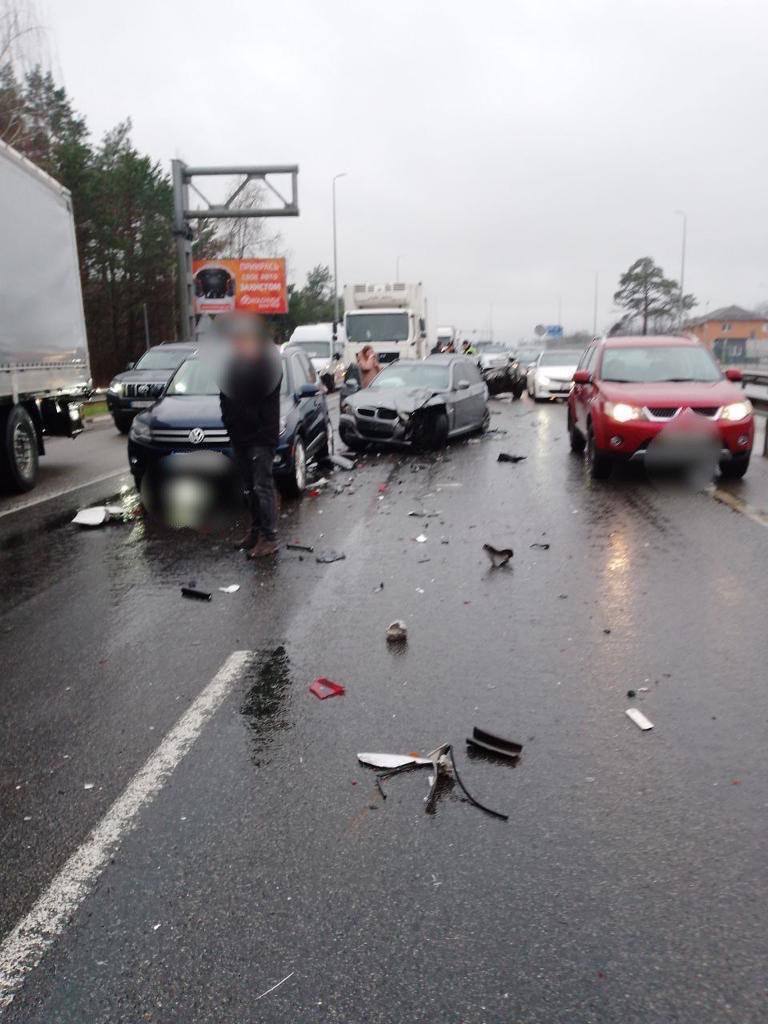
(0, 0, 46, 145)
(207, 177, 282, 259)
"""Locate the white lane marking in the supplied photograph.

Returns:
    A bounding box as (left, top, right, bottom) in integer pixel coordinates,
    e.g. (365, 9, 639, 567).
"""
(710, 486, 768, 529)
(0, 469, 128, 520)
(0, 650, 253, 1011)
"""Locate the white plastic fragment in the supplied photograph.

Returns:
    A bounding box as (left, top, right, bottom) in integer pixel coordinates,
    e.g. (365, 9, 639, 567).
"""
(357, 752, 431, 769)
(72, 507, 109, 527)
(83, 783, 95, 790)
(330, 454, 355, 470)
(625, 708, 654, 731)
(218, 585, 240, 594)
(415, 534, 427, 543)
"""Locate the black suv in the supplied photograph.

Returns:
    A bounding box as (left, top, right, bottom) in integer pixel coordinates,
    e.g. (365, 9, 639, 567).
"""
(106, 342, 196, 433)
(128, 346, 333, 498)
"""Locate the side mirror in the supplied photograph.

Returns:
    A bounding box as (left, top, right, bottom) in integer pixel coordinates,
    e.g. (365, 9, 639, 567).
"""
(456, 380, 470, 390)
(573, 370, 592, 385)
(295, 382, 320, 402)
(126, 362, 134, 371)
(725, 368, 742, 382)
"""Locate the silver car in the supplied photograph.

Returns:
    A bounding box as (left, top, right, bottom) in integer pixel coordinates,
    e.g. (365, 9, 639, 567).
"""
(527, 349, 583, 401)
(339, 355, 489, 450)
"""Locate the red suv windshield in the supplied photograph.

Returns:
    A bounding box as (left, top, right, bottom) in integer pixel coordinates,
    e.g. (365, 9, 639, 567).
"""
(601, 345, 721, 384)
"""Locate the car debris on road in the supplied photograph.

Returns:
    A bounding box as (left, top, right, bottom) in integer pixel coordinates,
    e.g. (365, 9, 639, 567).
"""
(497, 453, 527, 463)
(625, 708, 654, 731)
(483, 544, 513, 568)
(181, 586, 212, 601)
(386, 620, 408, 643)
(315, 550, 346, 563)
(309, 677, 346, 699)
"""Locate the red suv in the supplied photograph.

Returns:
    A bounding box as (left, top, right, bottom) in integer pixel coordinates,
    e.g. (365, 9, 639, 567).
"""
(567, 336, 754, 479)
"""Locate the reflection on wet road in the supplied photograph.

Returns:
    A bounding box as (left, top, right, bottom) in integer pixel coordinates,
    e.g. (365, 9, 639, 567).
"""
(1, 396, 767, 1023)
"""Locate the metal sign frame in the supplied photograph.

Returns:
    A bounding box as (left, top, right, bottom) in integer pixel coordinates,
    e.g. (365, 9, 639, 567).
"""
(172, 160, 299, 340)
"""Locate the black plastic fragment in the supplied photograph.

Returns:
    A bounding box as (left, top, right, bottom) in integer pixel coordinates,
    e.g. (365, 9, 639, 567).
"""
(497, 452, 527, 463)
(483, 543, 513, 567)
(286, 543, 314, 553)
(181, 586, 211, 601)
(530, 542, 550, 550)
(472, 726, 523, 755)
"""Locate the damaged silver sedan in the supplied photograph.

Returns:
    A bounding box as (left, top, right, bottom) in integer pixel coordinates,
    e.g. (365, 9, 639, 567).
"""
(338, 355, 489, 450)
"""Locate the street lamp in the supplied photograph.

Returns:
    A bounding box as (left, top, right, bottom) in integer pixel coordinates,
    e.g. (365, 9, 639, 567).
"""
(675, 210, 687, 329)
(332, 172, 348, 334)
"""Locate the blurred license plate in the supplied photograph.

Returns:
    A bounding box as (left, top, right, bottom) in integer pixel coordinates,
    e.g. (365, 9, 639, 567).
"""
(164, 451, 230, 475)
(130, 400, 153, 407)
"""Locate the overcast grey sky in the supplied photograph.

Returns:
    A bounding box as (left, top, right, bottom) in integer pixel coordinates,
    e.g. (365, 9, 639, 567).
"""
(46, 0, 768, 340)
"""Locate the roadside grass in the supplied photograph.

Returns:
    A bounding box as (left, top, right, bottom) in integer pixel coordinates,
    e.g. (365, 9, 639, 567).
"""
(83, 400, 108, 419)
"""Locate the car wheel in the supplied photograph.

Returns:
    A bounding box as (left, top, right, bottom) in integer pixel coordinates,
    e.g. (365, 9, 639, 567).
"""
(0, 404, 39, 493)
(586, 424, 612, 479)
(478, 407, 491, 433)
(113, 413, 133, 434)
(277, 435, 307, 498)
(414, 408, 449, 450)
(568, 409, 585, 453)
(719, 454, 750, 480)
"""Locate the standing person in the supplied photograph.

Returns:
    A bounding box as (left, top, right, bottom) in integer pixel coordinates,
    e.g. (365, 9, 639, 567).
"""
(357, 344, 381, 387)
(219, 314, 283, 558)
(462, 339, 477, 355)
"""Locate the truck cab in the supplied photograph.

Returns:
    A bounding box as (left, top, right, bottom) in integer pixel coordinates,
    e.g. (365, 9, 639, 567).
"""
(343, 282, 427, 365)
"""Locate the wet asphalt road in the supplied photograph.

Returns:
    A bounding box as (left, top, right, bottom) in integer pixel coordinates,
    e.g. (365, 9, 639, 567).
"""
(1, 396, 767, 1023)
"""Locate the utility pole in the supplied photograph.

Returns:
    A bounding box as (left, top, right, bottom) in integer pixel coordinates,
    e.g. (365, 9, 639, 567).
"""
(332, 172, 347, 337)
(675, 210, 687, 329)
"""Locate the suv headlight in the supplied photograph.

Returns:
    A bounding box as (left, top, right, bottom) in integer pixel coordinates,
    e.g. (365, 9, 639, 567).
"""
(109, 381, 124, 396)
(129, 416, 151, 441)
(720, 400, 752, 421)
(605, 401, 644, 423)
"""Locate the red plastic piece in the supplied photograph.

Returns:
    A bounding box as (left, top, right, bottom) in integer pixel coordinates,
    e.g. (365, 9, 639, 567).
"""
(309, 677, 346, 700)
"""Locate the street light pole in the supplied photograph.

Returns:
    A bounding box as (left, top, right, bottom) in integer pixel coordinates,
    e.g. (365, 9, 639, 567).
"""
(332, 173, 347, 335)
(675, 210, 687, 329)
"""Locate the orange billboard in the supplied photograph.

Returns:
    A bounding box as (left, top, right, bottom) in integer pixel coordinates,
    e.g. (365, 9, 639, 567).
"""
(192, 258, 288, 315)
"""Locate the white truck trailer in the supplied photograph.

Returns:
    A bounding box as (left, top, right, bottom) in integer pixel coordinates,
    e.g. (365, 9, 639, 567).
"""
(343, 282, 428, 364)
(0, 139, 91, 492)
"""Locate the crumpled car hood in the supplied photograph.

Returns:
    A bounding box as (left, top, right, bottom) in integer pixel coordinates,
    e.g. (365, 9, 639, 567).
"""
(348, 386, 442, 416)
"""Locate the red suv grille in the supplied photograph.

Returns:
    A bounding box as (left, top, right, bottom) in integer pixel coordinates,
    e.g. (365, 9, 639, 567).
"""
(647, 407, 678, 418)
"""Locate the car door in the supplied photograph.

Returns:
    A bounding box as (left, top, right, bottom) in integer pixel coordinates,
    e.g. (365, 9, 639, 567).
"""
(450, 358, 477, 431)
(458, 357, 487, 427)
(291, 352, 325, 452)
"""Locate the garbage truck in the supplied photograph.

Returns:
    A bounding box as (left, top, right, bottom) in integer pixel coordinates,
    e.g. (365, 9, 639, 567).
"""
(343, 282, 428, 364)
(0, 139, 91, 492)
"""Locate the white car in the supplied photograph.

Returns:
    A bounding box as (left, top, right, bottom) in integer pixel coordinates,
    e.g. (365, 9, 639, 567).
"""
(283, 323, 346, 391)
(527, 349, 583, 401)
(474, 341, 512, 372)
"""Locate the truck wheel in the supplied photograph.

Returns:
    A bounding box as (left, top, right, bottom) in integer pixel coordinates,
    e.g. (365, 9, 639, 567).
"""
(0, 405, 39, 492)
(113, 413, 133, 434)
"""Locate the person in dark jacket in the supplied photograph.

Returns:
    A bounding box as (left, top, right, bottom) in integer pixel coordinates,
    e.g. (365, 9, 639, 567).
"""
(219, 314, 283, 558)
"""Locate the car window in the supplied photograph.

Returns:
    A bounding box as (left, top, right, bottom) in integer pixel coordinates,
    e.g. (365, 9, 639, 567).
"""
(135, 348, 191, 372)
(293, 351, 316, 384)
(455, 359, 482, 385)
(600, 345, 721, 383)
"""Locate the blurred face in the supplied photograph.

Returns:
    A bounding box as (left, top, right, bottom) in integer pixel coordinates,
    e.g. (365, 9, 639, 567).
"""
(216, 313, 267, 359)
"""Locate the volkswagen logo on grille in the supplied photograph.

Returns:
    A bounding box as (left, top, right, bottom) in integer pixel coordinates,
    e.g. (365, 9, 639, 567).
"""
(188, 427, 205, 445)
